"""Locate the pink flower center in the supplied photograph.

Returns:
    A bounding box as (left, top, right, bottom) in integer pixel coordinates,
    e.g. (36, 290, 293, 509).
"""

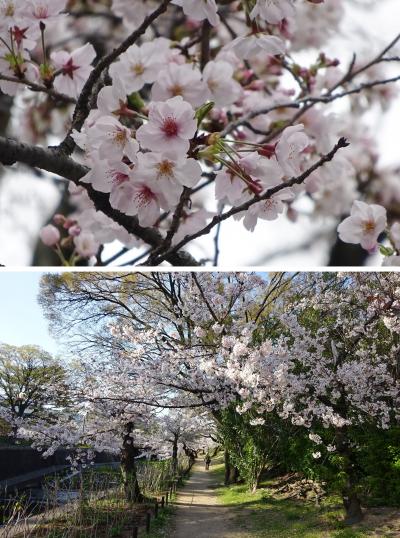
(135, 185, 156, 208)
(162, 116, 179, 138)
(112, 171, 129, 185)
(62, 58, 80, 79)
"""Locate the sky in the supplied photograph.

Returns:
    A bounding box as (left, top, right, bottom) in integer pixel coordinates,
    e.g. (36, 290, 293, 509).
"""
(0, 271, 59, 354)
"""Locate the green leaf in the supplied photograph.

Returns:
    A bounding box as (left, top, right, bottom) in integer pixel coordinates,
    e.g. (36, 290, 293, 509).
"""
(195, 101, 215, 127)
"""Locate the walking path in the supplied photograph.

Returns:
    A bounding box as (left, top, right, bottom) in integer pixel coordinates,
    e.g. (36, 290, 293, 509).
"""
(172, 458, 245, 538)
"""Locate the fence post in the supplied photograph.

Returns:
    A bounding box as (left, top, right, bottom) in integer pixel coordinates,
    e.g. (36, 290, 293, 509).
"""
(154, 500, 159, 519)
(161, 496, 165, 508)
(146, 511, 151, 534)
(132, 527, 138, 538)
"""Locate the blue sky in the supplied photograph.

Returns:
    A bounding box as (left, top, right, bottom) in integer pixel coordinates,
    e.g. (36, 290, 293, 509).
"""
(0, 272, 59, 354)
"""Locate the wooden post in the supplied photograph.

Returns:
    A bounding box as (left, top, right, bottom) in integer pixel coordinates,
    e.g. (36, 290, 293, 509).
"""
(154, 500, 159, 518)
(132, 527, 138, 538)
(146, 511, 151, 533)
(161, 496, 165, 508)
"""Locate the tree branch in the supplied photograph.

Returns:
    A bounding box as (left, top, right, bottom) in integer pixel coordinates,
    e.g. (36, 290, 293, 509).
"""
(0, 75, 76, 104)
(151, 138, 350, 265)
(0, 136, 200, 266)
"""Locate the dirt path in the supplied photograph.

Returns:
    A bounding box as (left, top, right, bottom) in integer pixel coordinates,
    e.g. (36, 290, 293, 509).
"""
(171, 459, 244, 538)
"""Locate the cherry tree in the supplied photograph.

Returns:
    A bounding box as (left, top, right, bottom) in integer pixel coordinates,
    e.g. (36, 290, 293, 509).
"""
(157, 410, 216, 473)
(0, 1, 399, 265)
(24, 271, 400, 522)
(13, 345, 209, 502)
(230, 273, 400, 522)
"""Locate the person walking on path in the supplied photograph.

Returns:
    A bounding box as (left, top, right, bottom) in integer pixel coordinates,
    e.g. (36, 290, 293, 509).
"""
(172, 457, 240, 538)
(205, 454, 211, 470)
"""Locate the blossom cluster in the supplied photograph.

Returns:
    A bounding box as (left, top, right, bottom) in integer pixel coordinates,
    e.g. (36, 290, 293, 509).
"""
(0, 0, 399, 264)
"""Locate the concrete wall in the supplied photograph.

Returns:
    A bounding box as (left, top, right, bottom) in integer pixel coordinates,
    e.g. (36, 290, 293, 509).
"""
(0, 446, 116, 481)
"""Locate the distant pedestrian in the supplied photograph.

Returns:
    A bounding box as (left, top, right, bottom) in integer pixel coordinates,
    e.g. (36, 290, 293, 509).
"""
(205, 454, 211, 470)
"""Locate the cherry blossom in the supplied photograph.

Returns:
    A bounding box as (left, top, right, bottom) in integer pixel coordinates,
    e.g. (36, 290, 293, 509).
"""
(275, 125, 310, 177)
(51, 44, 96, 98)
(81, 159, 135, 194)
(25, 0, 67, 25)
(152, 63, 210, 108)
(224, 34, 285, 60)
(215, 152, 283, 207)
(136, 96, 197, 154)
(109, 43, 162, 94)
(111, 0, 156, 29)
(202, 61, 242, 107)
(137, 151, 202, 193)
(73, 231, 100, 258)
(0, 0, 399, 266)
(243, 189, 294, 231)
(86, 116, 139, 162)
(96, 78, 130, 117)
(250, 0, 295, 24)
(171, 0, 220, 27)
(115, 179, 170, 227)
(0, 1, 25, 30)
(337, 201, 387, 251)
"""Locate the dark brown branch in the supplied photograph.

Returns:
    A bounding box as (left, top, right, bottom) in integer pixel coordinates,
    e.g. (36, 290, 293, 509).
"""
(200, 20, 211, 70)
(144, 187, 192, 265)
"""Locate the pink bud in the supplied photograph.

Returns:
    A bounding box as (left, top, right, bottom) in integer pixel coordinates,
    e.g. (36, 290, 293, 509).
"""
(63, 218, 76, 229)
(53, 214, 66, 226)
(40, 224, 60, 247)
(68, 225, 82, 237)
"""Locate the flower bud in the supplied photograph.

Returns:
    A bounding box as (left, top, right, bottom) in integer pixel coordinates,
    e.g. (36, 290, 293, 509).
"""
(40, 224, 60, 247)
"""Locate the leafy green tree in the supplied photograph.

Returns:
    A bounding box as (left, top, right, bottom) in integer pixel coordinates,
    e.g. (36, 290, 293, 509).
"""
(0, 344, 69, 429)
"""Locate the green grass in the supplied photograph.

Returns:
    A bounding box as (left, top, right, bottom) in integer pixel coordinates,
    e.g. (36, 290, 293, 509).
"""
(146, 506, 175, 538)
(209, 463, 387, 538)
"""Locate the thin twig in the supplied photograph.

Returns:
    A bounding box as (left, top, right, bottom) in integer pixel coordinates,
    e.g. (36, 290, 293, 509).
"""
(0, 74, 76, 104)
(58, 0, 173, 154)
(150, 138, 350, 264)
(213, 205, 225, 266)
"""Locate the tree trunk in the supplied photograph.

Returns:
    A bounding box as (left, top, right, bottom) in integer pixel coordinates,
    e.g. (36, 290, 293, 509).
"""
(336, 428, 363, 524)
(172, 435, 179, 475)
(120, 422, 143, 503)
(230, 464, 239, 484)
(224, 449, 231, 486)
(250, 467, 263, 493)
(343, 486, 363, 525)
